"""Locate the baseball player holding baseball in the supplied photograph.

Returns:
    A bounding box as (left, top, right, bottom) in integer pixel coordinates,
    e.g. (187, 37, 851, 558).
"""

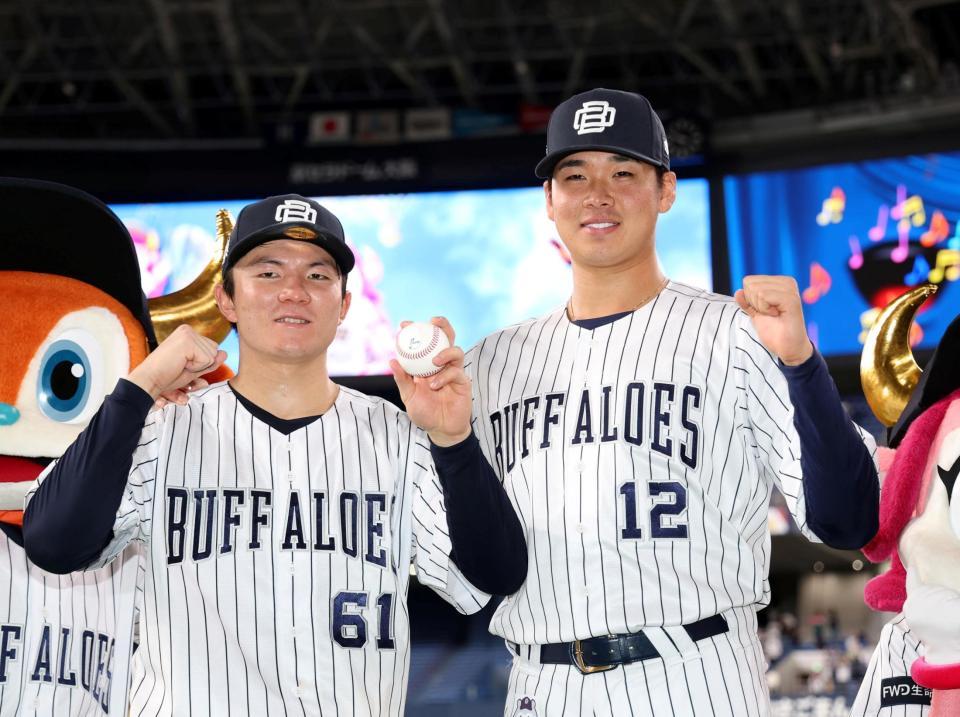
(22, 194, 526, 716)
(457, 89, 882, 716)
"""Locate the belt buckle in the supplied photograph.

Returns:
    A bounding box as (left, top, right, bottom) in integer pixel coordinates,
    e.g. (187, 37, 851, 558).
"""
(570, 639, 615, 675)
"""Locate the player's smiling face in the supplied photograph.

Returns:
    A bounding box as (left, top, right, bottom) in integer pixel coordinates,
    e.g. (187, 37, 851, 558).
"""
(216, 239, 350, 364)
(545, 151, 676, 270)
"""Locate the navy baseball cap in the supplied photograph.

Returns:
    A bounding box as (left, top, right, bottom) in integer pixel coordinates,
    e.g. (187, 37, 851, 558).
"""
(888, 312, 960, 448)
(224, 194, 355, 275)
(0, 177, 159, 348)
(535, 88, 670, 178)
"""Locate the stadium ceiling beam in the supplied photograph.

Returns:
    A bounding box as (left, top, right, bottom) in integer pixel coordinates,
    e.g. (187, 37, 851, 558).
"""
(902, 0, 960, 9)
(213, 0, 257, 134)
(498, 0, 538, 104)
(403, 12, 432, 54)
(69, 1, 178, 137)
(15, 0, 77, 101)
(146, 0, 195, 133)
(426, 0, 477, 105)
(247, 24, 292, 62)
(284, 9, 336, 111)
(712, 0, 767, 97)
(334, 3, 437, 104)
(674, 0, 702, 35)
(885, 0, 939, 83)
(11, 42, 771, 82)
(563, 15, 596, 99)
(283, 66, 311, 113)
(618, 1, 748, 105)
(107, 69, 179, 137)
(783, 0, 830, 90)
(0, 39, 39, 116)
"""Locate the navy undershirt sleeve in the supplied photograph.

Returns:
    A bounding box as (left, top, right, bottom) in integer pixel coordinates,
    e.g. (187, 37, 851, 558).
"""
(22, 379, 153, 574)
(0, 522, 24, 548)
(430, 433, 527, 595)
(780, 349, 879, 549)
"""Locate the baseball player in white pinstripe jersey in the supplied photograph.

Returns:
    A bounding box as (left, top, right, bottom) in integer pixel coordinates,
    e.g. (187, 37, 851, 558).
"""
(460, 89, 882, 716)
(0, 527, 141, 717)
(23, 194, 526, 716)
(851, 614, 930, 715)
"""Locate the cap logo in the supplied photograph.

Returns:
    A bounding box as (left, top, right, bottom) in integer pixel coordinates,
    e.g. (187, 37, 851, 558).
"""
(573, 100, 616, 135)
(274, 199, 317, 224)
(283, 227, 319, 240)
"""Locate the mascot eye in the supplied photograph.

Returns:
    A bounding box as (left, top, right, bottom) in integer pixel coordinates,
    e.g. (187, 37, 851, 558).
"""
(36, 330, 104, 424)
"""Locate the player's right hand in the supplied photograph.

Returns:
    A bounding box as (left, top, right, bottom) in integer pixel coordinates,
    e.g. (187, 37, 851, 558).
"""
(127, 324, 227, 401)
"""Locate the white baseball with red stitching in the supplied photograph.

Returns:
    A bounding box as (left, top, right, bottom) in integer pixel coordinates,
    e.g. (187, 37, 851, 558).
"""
(395, 322, 450, 377)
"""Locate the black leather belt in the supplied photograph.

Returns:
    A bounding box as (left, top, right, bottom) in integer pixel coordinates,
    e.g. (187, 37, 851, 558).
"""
(510, 614, 728, 675)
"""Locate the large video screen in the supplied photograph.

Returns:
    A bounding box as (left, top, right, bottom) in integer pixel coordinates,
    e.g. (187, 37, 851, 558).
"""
(112, 180, 711, 375)
(725, 152, 960, 356)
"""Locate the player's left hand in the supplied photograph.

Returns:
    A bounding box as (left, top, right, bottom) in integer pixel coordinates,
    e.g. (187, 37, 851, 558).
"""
(390, 317, 473, 447)
(735, 275, 813, 366)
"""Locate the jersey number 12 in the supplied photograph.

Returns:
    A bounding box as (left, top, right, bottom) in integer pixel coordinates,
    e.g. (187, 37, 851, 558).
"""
(620, 481, 688, 539)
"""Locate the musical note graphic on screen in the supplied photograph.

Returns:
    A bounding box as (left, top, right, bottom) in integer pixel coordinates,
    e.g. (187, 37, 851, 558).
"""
(891, 192, 926, 229)
(905, 255, 931, 286)
(848, 236, 864, 270)
(920, 210, 949, 247)
(801, 262, 832, 304)
(891, 231, 910, 263)
(949, 219, 960, 250)
(868, 205, 889, 242)
(890, 185, 913, 263)
(928, 249, 960, 284)
(816, 187, 846, 226)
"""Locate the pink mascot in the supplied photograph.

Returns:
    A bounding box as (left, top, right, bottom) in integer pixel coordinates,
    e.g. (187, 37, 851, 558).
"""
(859, 284, 960, 716)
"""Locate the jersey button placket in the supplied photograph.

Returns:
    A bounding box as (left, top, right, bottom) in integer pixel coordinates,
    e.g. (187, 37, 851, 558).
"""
(285, 438, 296, 485)
(588, 326, 608, 385)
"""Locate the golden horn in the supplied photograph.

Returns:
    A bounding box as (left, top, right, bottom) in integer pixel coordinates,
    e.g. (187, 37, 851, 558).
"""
(148, 209, 233, 344)
(860, 283, 938, 426)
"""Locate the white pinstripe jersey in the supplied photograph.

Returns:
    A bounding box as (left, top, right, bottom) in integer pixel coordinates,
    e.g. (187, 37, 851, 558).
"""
(851, 614, 930, 716)
(0, 532, 140, 716)
(464, 281, 877, 645)
(33, 382, 488, 716)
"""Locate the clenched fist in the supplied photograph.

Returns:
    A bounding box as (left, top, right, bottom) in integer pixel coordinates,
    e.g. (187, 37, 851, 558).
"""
(127, 324, 227, 400)
(735, 275, 814, 366)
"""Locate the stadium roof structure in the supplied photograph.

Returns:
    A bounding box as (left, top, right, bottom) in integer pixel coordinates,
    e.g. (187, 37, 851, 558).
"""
(1, 0, 958, 145)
